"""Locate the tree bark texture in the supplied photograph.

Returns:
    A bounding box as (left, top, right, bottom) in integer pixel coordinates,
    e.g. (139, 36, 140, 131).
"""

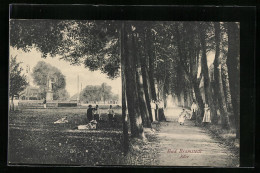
(214, 22, 230, 128)
(198, 23, 218, 123)
(123, 23, 145, 139)
(227, 22, 240, 138)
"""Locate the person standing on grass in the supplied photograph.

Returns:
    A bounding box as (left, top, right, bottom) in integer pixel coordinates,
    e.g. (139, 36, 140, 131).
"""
(202, 104, 211, 125)
(43, 98, 47, 109)
(93, 105, 100, 121)
(190, 101, 198, 120)
(87, 105, 93, 122)
(108, 105, 115, 126)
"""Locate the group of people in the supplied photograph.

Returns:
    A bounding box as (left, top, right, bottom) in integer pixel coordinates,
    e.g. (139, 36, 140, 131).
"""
(87, 105, 115, 125)
(150, 99, 166, 122)
(178, 101, 211, 126)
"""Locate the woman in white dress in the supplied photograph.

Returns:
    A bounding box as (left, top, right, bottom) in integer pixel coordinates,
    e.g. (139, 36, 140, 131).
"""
(178, 108, 186, 125)
(202, 104, 211, 125)
(150, 101, 156, 122)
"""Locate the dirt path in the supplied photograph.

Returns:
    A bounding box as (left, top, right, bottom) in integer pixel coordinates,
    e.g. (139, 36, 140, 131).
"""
(153, 107, 239, 167)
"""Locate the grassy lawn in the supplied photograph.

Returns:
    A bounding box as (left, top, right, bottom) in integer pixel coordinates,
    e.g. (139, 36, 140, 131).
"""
(8, 108, 126, 165)
(201, 124, 239, 158)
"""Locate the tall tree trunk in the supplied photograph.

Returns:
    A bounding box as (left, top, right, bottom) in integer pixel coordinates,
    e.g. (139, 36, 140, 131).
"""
(221, 63, 233, 112)
(140, 54, 154, 123)
(227, 22, 240, 138)
(136, 62, 151, 127)
(154, 79, 159, 120)
(198, 23, 218, 123)
(192, 47, 205, 119)
(192, 77, 205, 118)
(146, 30, 157, 101)
(10, 96, 14, 111)
(120, 22, 129, 154)
(163, 86, 167, 108)
(124, 23, 145, 139)
(214, 22, 230, 128)
(185, 23, 205, 119)
(134, 33, 152, 128)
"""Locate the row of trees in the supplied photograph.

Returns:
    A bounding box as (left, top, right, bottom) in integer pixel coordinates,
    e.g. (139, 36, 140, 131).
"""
(117, 21, 239, 140)
(79, 82, 118, 103)
(10, 20, 240, 142)
(9, 56, 28, 110)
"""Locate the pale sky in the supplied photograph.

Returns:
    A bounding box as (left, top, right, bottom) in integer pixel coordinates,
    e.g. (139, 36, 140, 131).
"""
(10, 47, 122, 97)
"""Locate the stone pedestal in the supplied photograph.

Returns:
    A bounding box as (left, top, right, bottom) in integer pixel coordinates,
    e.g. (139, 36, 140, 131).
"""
(46, 91, 53, 101)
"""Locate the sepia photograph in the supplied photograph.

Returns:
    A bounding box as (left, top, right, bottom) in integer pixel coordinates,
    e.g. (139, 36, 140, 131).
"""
(8, 20, 240, 167)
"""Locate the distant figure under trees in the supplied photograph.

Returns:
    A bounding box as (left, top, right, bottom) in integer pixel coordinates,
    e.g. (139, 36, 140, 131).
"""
(190, 101, 198, 120)
(43, 98, 47, 109)
(108, 105, 115, 127)
(202, 104, 211, 126)
(178, 108, 187, 125)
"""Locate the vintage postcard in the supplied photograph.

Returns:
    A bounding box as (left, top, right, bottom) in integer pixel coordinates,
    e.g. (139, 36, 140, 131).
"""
(8, 19, 240, 167)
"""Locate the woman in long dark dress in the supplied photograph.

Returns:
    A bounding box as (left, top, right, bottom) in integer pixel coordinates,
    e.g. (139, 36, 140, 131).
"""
(87, 105, 93, 122)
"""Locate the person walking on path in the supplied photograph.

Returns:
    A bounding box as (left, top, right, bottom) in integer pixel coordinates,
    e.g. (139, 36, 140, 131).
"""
(87, 105, 94, 122)
(178, 108, 187, 125)
(108, 105, 115, 126)
(190, 101, 198, 120)
(158, 99, 166, 121)
(202, 104, 211, 126)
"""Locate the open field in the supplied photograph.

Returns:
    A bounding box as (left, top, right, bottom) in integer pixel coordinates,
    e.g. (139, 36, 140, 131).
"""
(8, 107, 239, 166)
(8, 108, 125, 165)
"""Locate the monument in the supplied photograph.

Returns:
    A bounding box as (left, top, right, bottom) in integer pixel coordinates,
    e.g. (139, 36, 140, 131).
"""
(46, 76, 55, 101)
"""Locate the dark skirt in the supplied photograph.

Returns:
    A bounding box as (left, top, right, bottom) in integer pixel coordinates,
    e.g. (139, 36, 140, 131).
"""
(87, 114, 93, 122)
(191, 110, 196, 120)
(94, 114, 99, 121)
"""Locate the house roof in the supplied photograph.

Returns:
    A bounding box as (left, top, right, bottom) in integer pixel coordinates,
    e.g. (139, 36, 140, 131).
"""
(20, 86, 41, 96)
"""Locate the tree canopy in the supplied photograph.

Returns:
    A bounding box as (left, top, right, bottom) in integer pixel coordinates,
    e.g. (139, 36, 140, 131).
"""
(32, 61, 67, 99)
(80, 82, 117, 103)
(9, 55, 28, 99)
(10, 20, 121, 79)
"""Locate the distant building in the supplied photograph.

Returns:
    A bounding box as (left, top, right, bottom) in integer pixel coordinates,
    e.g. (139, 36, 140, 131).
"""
(19, 86, 42, 100)
(17, 64, 42, 100)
